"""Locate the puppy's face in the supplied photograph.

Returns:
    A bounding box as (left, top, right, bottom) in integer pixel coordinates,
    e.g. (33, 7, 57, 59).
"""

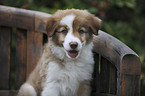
(46, 9, 101, 59)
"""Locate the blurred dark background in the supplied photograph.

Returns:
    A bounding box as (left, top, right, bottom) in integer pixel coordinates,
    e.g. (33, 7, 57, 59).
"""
(0, 0, 145, 95)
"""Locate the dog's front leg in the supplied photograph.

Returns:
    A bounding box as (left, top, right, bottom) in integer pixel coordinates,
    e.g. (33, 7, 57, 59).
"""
(77, 81, 91, 96)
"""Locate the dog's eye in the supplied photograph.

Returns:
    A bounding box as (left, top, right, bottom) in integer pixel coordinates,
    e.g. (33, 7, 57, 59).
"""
(61, 29, 68, 34)
(79, 27, 87, 34)
(79, 29, 84, 34)
(78, 27, 87, 34)
(57, 27, 68, 34)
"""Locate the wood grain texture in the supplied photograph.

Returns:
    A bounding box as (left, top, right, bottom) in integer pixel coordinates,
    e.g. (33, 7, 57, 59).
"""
(121, 54, 141, 96)
(26, 31, 43, 77)
(0, 26, 11, 90)
(0, 90, 17, 96)
(15, 28, 27, 89)
(0, 5, 51, 33)
(100, 57, 110, 93)
(121, 74, 140, 96)
(0, 6, 34, 30)
(93, 92, 116, 96)
(109, 62, 117, 94)
(121, 54, 141, 75)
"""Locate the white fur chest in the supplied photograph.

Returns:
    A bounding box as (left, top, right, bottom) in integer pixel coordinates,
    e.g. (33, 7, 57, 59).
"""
(42, 57, 94, 96)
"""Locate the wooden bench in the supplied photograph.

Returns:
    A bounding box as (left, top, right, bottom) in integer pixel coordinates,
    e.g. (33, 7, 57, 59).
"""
(0, 5, 141, 96)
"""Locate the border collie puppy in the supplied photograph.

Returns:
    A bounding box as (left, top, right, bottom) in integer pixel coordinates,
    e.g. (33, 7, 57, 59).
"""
(18, 9, 101, 96)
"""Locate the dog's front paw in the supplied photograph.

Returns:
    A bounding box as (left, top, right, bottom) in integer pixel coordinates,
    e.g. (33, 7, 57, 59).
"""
(17, 83, 37, 96)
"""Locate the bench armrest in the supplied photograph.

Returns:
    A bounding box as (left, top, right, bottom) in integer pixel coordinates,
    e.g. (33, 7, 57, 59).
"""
(93, 30, 141, 96)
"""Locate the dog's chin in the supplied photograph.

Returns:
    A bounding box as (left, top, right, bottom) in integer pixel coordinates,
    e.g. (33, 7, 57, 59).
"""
(65, 50, 80, 59)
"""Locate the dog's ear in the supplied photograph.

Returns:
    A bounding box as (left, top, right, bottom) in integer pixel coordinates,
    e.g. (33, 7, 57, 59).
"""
(89, 15, 102, 35)
(45, 17, 59, 37)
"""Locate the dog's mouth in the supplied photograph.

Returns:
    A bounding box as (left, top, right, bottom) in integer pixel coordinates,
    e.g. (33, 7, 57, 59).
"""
(67, 50, 79, 58)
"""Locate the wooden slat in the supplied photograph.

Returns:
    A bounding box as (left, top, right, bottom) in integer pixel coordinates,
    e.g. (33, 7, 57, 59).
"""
(109, 62, 117, 94)
(0, 26, 11, 90)
(9, 90, 18, 96)
(0, 91, 9, 96)
(14, 28, 27, 89)
(92, 92, 116, 96)
(121, 55, 141, 75)
(121, 74, 140, 96)
(121, 54, 141, 96)
(26, 31, 43, 77)
(91, 53, 99, 94)
(0, 90, 17, 96)
(100, 57, 110, 93)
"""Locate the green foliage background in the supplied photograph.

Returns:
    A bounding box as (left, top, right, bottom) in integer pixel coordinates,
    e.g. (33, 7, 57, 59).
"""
(1, 0, 145, 95)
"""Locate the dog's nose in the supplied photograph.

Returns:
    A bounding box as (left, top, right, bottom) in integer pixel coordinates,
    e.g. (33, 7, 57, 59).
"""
(69, 42, 78, 49)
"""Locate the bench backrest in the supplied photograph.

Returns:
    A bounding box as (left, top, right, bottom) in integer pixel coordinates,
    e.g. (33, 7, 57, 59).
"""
(0, 5, 141, 96)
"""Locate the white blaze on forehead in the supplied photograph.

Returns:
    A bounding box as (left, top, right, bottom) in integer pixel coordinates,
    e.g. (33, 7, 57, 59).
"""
(60, 14, 82, 59)
(60, 14, 76, 29)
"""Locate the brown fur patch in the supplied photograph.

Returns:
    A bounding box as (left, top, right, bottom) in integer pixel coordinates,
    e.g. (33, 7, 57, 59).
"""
(73, 16, 93, 44)
(45, 17, 60, 37)
(51, 25, 69, 46)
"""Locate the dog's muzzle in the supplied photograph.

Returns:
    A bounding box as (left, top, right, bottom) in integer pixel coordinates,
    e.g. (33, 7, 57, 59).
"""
(67, 41, 79, 58)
